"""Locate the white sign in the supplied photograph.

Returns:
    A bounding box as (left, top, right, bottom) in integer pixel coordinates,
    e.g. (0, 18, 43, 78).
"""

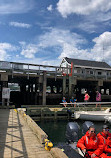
(2, 88, 10, 99)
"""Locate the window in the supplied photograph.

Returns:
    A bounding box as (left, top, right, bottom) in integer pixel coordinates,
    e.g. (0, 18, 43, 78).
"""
(74, 69, 77, 73)
(106, 89, 109, 95)
(98, 72, 102, 75)
(77, 69, 81, 73)
(8, 83, 20, 91)
(107, 72, 109, 76)
(90, 71, 93, 75)
(81, 88, 86, 94)
(86, 70, 89, 74)
(101, 89, 104, 94)
(81, 70, 84, 74)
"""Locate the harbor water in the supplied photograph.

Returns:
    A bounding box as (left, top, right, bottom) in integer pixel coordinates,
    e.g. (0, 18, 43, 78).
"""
(37, 120, 111, 146)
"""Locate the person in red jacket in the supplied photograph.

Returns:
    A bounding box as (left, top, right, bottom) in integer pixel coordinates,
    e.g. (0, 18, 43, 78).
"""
(97, 125, 111, 157)
(77, 126, 104, 158)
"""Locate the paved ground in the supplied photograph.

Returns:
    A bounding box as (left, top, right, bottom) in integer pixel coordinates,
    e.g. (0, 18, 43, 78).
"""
(0, 109, 53, 158)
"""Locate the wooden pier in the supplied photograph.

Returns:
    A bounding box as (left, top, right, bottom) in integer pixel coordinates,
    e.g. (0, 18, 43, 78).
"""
(0, 109, 68, 158)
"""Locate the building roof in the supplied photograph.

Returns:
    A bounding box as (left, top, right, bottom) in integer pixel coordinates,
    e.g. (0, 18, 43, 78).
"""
(65, 57, 111, 69)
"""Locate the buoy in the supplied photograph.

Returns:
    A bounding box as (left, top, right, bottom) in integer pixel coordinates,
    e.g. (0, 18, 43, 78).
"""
(24, 113, 26, 117)
(45, 139, 53, 151)
(14, 109, 18, 113)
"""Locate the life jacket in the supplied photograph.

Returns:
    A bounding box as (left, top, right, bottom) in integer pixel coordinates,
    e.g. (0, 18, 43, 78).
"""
(97, 132, 111, 155)
(97, 132, 106, 144)
(77, 131, 103, 157)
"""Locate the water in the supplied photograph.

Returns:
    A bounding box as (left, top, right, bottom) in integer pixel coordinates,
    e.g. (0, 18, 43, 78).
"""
(37, 120, 111, 146)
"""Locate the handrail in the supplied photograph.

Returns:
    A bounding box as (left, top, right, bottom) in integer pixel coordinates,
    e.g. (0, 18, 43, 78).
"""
(0, 60, 70, 70)
(60, 102, 111, 111)
(0, 61, 71, 77)
(60, 102, 111, 105)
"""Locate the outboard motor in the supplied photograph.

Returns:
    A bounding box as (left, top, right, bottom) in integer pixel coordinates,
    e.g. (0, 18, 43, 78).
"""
(57, 122, 85, 158)
(82, 121, 94, 135)
(65, 122, 80, 143)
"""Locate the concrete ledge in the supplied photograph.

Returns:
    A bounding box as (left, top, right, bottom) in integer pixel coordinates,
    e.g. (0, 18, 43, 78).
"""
(27, 115, 48, 144)
(19, 110, 48, 144)
(51, 148, 68, 158)
(19, 110, 69, 158)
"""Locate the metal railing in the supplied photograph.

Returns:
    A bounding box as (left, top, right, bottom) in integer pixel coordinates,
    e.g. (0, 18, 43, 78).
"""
(0, 61, 71, 78)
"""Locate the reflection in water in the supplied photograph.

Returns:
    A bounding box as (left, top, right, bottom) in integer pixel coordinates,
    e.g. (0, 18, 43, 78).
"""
(37, 120, 111, 146)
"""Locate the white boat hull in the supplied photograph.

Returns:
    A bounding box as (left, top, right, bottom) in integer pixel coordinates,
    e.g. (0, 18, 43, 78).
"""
(75, 108, 111, 121)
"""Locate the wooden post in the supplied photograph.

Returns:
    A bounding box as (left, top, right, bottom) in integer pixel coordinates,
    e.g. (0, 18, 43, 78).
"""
(63, 75, 66, 96)
(42, 71, 47, 106)
(1, 74, 8, 106)
(69, 75, 72, 98)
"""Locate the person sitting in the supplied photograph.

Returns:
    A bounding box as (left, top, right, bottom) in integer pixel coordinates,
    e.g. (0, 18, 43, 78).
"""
(77, 125, 104, 158)
(62, 97, 67, 108)
(70, 96, 77, 107)
(96, 91, 101, 108)
(97, 125, 111, 157)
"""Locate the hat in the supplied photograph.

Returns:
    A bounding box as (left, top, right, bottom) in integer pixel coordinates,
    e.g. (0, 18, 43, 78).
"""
(102, 125, 109, 129)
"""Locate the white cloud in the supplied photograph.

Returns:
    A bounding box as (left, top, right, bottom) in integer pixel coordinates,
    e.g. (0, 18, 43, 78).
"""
(38, 28, 111, 65)
(38, 28, 86, 48)
(59, 31, 111, 64)
(15, 29, 111, 66)
(9, 22, 31, 28)
(47, 5, 53, 11)
(0, 43, 17, 60)
(20, 43, 38, 58)
(57, 0, 111, 17)
(0, 0, 34, 14)
(13, 57, 61, 67)
(78, 21, 97, 33)
(58, 43, 89, 59)
(91, 32, 111, 63)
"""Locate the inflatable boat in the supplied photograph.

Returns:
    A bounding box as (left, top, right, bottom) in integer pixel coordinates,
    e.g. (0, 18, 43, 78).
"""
(58, 121, 95, 158)
(74, 108, 111, 121)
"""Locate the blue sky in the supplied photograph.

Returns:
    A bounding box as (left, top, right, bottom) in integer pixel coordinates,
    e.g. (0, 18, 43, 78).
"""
(1, 0, 111, 66)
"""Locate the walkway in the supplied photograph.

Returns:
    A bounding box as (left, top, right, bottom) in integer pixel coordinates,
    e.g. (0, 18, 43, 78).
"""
(0, 109, 54, 158)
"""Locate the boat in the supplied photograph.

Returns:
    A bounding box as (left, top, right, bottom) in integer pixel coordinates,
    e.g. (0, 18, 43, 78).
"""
(74, 108, 111, 121)
(57, 121, 95, 158)
(104, 116, 111, 124)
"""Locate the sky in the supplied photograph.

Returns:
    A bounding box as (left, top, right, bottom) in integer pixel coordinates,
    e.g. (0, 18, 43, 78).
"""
(0, 0, 111, 66)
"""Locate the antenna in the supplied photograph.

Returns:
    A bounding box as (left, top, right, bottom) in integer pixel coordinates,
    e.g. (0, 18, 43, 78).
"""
(102, 42, 105, 62)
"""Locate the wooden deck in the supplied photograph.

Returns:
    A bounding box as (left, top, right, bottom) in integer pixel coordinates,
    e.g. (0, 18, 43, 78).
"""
(0, 109, 55, 158)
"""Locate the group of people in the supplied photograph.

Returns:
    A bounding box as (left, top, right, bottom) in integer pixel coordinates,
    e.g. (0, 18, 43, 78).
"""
(62, 90, 101, 108)
(62, 96, 77, 108)
(77, 124, 111, 158)
(84, 90, 101, 108)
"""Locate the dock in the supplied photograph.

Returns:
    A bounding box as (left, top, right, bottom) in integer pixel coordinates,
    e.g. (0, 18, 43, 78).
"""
(0, 109, 68, 158)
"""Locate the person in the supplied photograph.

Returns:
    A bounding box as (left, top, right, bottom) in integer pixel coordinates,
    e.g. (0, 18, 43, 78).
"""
(84, 91, 90, 102)
(70, 96, 77, 107)
(62, 97, 67, 108)
(77, 126, 104, 158)
(96, 91, 101, 108)
(97, 125, 111, 157)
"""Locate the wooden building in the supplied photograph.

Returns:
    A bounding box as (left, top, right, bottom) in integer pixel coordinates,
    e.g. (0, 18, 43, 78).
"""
(60, 57, 111, 101)
(0, 58, 111, 107)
